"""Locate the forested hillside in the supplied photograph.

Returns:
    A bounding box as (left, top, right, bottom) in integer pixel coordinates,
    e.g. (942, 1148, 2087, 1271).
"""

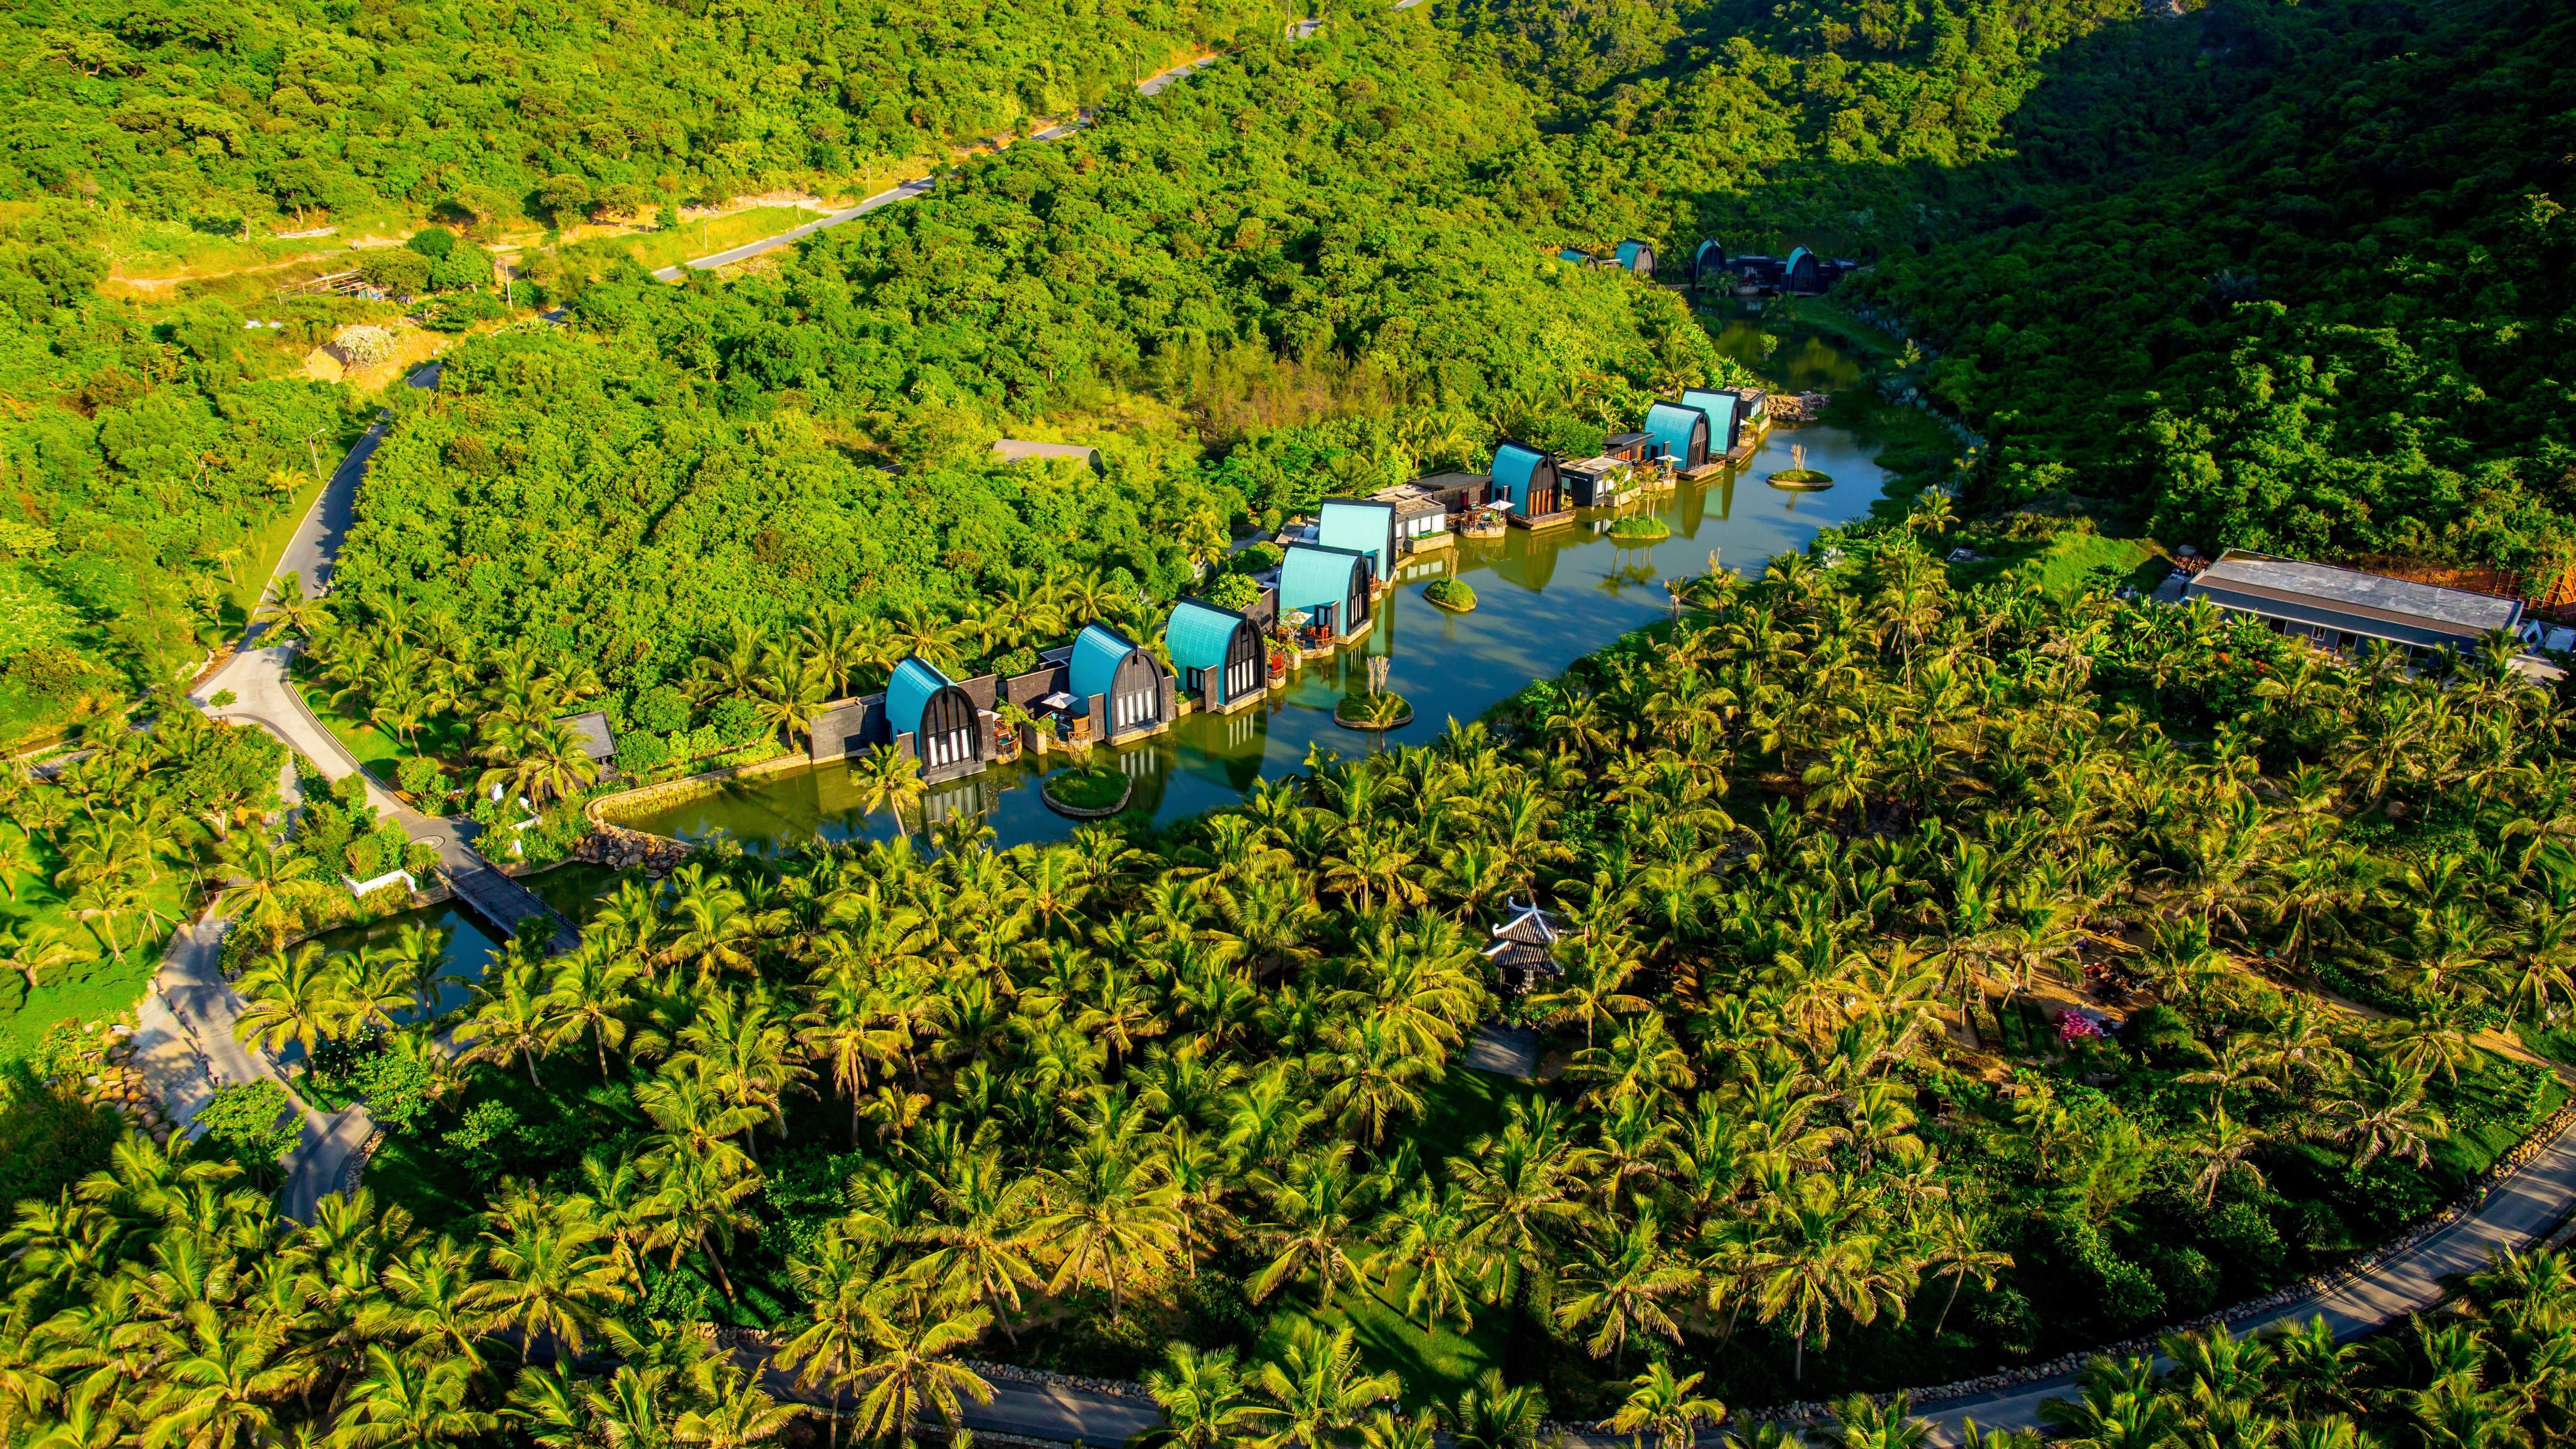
(0, 0, 1272, 224)
(328, 23, 1735, 720)
(1458, 0, 2576, 581)
(0, 207, 361, 734)
(1862, 0, 2576, 575)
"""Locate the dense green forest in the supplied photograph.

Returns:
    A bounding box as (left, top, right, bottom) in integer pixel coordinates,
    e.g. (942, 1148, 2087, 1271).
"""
(4, 0, 2572, 742)
(0, 0, 1277, 225)
(0, 203, 364, 733)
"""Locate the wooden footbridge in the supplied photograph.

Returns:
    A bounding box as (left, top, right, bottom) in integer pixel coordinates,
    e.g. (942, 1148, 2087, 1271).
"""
(443, 856, 580, 954)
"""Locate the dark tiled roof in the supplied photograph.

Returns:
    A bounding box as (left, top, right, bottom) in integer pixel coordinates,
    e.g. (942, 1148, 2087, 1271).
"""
(563, 710, 616, 761)
(2191, 551, 2519, 635)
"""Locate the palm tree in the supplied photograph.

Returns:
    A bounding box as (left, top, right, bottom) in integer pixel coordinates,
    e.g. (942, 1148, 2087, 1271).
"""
(1750, 1176, 1912, 1381)
(753, 648, 828, 749)
(1137, 1343, 1257, 1449)
(641, 1137, 761, 1298)
(233, 942, 351, 1057)
(2036, 1356, 2183, 1449)
(1554, 1211, 1696, 1362)
(1030, 1132, 1181, 1323)
(212, 835, 330, 950)
(844, 1290, 993, 1443)
(542, 944, 636, 1072)
(778, 1225, 878, 1447)
(0, 921, 79, 1000)
(0, 827, 33, 900)
(674, 1362, 800, 1447)
(1812, 1393, 1932, 1449)
(1441, 1368, 1546, 1449)
(1449, 1102, 1578, 1362)
(132, 1303, 306, 1449)
(1376, 1184, 1479, 1331)
(2182, 1108, 2270, 1208)
(849, 743, 927, 838)
(471, 1202, 632, 1357)
(2314, 1059, 2448, 1170)
(331, 1344, 494, 1446)
(1608, 1363, 1723, 1449)
(1249, 1143, 1372, 1307)
(1245, 1321, 1399, 1449)
(1918, 1206, 2012, 1336)
(454, 959, 559, 1087)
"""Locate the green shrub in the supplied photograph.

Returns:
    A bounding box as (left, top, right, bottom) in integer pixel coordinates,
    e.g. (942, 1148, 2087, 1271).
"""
(194, 1081, 299, 1186)
(1203, 574, 1262, 612)
(357, 249, 431, 295)
(614, 732, 672, 774)
(708, 696, 766, 745)
(1424, 578, 1476, 610)
(630, 684, 691, 734)
(394, 756, 447, 800)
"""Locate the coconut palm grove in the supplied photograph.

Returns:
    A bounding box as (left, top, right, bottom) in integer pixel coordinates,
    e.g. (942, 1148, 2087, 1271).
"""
(5, 0, 2576, 1443)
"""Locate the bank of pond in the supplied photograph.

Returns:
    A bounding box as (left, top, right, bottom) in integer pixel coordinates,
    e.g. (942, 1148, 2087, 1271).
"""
(628, 413, 1895, 854)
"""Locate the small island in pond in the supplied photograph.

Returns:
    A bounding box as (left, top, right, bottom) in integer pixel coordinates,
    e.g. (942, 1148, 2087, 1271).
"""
(1039, 764, 1132, 817)
(1424, 577, 1477, 612)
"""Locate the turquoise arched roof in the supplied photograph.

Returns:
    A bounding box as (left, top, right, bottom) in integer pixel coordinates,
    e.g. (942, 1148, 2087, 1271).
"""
(1556, 247, 1589, 265)
(1318, 499, 1395, 580)
(1165, 600, 1248, 674)
(1643, 402, 1706, 464)
(1069, 622, 1148, 703)
(1680, 388, 1739, 448)
(1614, 239, 1650, 271)
(1693, 239, 1723, 275)
(1491, 442, 1543, 507)
(1785, 247, 1818, 288)
(1279, 545, 1367, 614)
(886, 656, 955, 739)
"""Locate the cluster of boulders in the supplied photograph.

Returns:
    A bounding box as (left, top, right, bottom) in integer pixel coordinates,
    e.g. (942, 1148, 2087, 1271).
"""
(964, 1360, 1159, 1402)
(575, 823, 694, 875)
(95, 1025, 183, 1147)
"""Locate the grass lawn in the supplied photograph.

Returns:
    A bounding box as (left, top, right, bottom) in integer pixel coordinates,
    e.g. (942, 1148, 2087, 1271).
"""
(562, 207, 825, 275)
(1413, 1059, 1543, 1162)
(1250, 1068, 1541, 1403)
(298, 683, 407, 774)
(1956, 532, 2165, 600)
(0, 824, 198, 1061)
(1263, 1261, 1508, 1408)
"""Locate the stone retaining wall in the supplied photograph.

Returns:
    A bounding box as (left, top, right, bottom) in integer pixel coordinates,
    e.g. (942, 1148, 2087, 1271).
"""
(586, 751, 802, 829)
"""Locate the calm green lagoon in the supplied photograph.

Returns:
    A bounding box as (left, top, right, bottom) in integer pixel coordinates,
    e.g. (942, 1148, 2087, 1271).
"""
(632, 415, 1894, 854)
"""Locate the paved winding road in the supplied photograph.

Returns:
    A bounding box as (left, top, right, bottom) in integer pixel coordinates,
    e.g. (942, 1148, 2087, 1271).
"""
(645, 54, 1220, 283)
(122, 358, 474, 1222)
(1909, 1114, 2576, 1441)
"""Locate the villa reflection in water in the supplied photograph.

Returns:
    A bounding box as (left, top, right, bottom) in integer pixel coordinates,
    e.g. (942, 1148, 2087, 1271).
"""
(636, 407, 1893, 853)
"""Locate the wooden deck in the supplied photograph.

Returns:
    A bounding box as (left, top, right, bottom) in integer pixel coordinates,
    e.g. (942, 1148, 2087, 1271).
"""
(443, 859, 580, 954)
